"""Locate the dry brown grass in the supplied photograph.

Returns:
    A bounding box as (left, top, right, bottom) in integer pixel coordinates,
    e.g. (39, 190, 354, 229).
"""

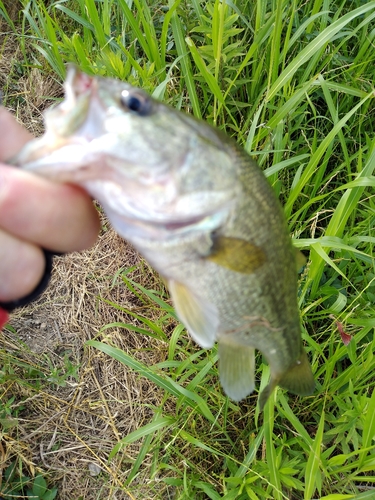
(0, 16, 174, 500)
(2, 223, 172, 499)
(0, 24, 60, 135)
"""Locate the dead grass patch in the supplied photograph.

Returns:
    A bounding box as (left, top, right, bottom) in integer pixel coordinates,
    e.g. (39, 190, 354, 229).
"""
(1, 16, 174, 499)
(1, 216, 175, 499)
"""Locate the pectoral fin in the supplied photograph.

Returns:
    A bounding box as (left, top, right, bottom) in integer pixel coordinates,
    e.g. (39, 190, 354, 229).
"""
(168, 279, 218, 348)
(218, 337, 255, 401)
(207, 236, 266, 274)
(258, 347, 315, 410)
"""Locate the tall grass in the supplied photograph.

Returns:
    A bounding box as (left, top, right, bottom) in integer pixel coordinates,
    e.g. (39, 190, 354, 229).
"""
(2, 0, 375, 498)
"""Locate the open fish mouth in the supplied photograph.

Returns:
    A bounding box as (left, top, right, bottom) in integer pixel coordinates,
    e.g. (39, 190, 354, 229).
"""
(143, 213, 220, 233)
(124, 209, 229, 235)
(101, 196, 232, 239)
(162, 216, 206, 231)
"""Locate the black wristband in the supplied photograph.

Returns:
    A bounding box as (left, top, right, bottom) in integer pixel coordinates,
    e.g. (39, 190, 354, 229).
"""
(0, 249, 59, 312)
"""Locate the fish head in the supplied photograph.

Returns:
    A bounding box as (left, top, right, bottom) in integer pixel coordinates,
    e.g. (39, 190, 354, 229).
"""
(15, 66, 240, 240)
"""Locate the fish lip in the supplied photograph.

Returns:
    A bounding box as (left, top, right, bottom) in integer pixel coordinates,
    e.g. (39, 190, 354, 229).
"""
(65, 65, 96, 101)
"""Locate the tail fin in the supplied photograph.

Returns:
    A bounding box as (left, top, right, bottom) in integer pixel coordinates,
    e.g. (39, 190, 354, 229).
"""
(258, 347, 314, 410)
(278, 348, 315, 395)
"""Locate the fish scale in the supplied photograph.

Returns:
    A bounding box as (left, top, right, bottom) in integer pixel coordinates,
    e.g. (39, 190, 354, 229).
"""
(12, 66, 315, 408)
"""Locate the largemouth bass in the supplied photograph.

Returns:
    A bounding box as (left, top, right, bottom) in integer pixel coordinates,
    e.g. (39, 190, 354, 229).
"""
(12, 66, 314, 408)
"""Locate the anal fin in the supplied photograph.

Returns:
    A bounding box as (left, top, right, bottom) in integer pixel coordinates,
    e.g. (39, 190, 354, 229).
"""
(218, 338, 255, 401)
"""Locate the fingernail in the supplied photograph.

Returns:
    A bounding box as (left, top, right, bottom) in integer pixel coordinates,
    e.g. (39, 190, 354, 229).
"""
(0, 307, 9, 329)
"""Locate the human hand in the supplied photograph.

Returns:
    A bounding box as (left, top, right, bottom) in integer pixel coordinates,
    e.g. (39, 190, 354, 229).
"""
(0, 108, 100, 304)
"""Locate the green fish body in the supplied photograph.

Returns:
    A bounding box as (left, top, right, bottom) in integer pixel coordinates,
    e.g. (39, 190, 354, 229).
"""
(13, 67, 315, 407)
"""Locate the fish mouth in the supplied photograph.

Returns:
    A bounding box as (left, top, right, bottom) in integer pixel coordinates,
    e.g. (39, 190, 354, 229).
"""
(80, 174, 235, 238)
(162, 217, 205, 231)
(143, 213, 217, 232)
(122, 206, 231, 239)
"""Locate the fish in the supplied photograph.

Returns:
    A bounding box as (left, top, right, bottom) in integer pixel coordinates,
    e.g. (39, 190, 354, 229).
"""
(12, 66, 315, 408)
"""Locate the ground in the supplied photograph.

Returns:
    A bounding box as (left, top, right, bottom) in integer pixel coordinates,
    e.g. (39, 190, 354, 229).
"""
(2, 219, 175, 499)
(0, 26, 174, 498)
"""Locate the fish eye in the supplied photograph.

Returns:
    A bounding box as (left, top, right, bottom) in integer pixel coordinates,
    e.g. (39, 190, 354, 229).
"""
(120, 89, 153, 116)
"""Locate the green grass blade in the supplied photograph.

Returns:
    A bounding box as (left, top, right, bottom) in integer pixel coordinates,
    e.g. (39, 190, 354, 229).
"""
(117, 0, 154, 63)
(359, 387, 375, 468)
(308, 138, 375, 295)
(179, 430, 225, 457)
(277, 392, 312, 448)
(86, 341, 215, 423)
(99, 320, 167, 341)
(304, 410, 325, 500)
(320, 495, 356, 500)
(160, 0, 182, 69)
(185, 36, 225, 106)
(122, 277, 177, 318)
(109, 415, 175, 459)
(54, 5, 93, 30)
(234, 429, 264, 478)
(267, 2, 375, 100)
(267, 0, 283, 86)
(99, 298, 169, 340)
(263, 396, 282, 500)
(0, 1, 15, 29)
(285, 91, 373, 219)
(133, 0, 161, 70)
(325, 145, 375, 238)
(84, 0, 107, 48)
(168, 0, 201, 117)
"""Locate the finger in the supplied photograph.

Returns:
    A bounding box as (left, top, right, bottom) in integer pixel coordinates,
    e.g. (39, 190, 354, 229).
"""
(0, 108, 32, 160)
(0, 165, 101, 252)
(0, 229, 45, 302)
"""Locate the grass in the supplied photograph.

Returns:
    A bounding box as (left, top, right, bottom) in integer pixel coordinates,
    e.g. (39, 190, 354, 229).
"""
(1, 0, 375, 498)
